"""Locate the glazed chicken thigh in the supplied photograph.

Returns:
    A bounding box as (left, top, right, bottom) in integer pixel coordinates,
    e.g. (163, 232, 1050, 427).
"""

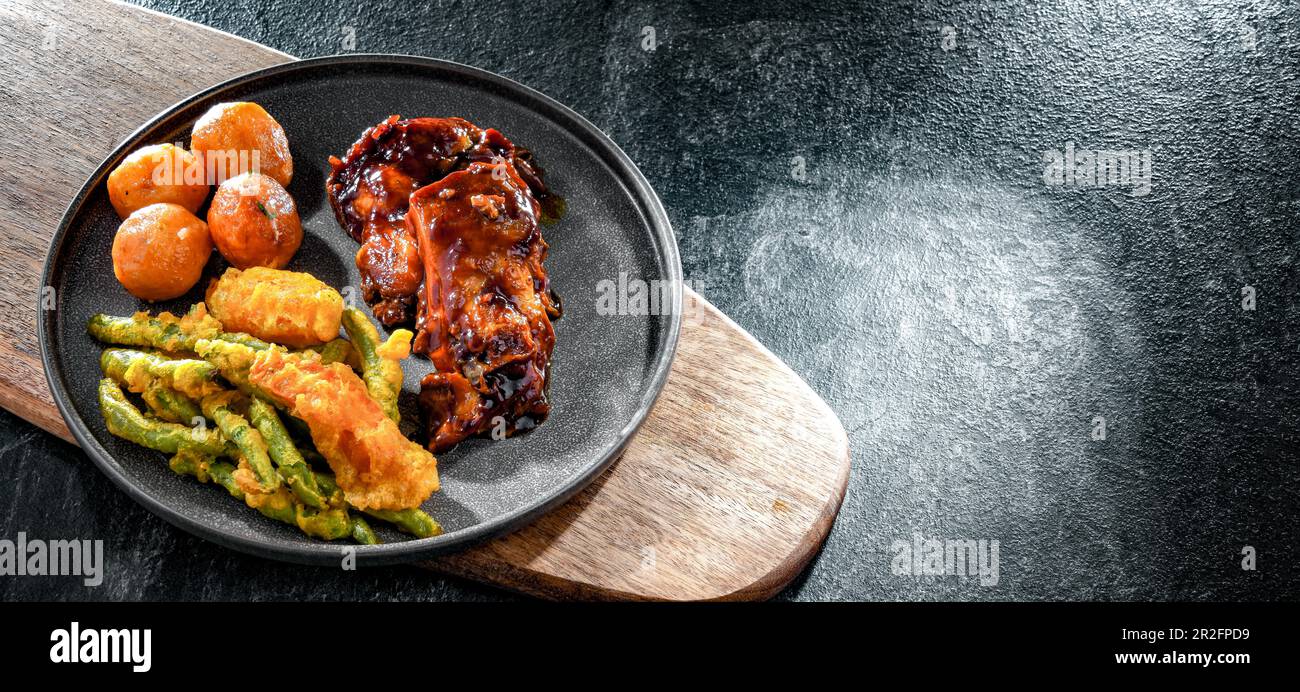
(326, 116, 548, 325)
(408, 161, 559, 452)
(328, 116, 559, 452)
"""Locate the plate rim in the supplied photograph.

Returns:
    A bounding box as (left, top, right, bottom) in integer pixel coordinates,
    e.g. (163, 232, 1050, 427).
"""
(38, 53, 683, 566)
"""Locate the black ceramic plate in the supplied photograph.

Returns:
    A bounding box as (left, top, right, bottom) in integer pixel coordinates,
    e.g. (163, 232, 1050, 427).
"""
(40, 55, 681, 565)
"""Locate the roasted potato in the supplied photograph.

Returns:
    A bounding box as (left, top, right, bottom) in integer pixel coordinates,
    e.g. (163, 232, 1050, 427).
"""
(106, 144, 209, 219)
(111, 203, 212, 301)
(207, 172, 302, 269)
(190, 102, 293, 187)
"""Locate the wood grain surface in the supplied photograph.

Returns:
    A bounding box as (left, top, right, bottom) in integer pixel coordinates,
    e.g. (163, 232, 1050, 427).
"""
(0, 0, 850, 600)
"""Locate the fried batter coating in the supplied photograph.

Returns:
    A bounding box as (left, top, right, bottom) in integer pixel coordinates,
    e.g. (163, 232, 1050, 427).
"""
(205, 267, 343, 348)
(248, 348, 439, 510)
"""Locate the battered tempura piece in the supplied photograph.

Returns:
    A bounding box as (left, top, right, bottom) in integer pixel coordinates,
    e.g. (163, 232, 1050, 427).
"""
(206, 266, 343, 348)
(90, 305, 216, 352)
(247, 347, 439, 510)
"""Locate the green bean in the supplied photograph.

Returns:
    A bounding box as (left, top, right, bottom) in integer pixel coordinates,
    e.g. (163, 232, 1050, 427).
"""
(100, 348, 223, 399)
(98, 379, 226, 456)
(361, 507, 442, 538)
(215, 331, 272, 351)
(193, 338, 261, 393)
(247, 397, 324, 508)
(308, 338, 361, 370)
(314, 470, 442, 538)
(296, 506, 353, 541)
(200, 392, 279, 492)
(350, 516, 380, 545)
(167, 447, 213, 482)
(100, 349, 205, 423)
(341, 307, 404, 423)
(208, 461, 351, 541)
(88, 312, 213, 353)
(243, 486, 351, 540)
(88, 306, 271, 353)
(208, 460, 245, 499)
(312, 470, 343, 500)
(140, 384, 202, 424)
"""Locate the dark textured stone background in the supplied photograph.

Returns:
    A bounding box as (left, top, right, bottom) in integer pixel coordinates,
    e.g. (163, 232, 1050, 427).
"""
(2, 0, 1297, 601)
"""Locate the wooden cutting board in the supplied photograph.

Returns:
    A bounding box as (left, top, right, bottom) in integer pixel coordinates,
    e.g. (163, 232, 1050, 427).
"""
(0, 0, 850, 600)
